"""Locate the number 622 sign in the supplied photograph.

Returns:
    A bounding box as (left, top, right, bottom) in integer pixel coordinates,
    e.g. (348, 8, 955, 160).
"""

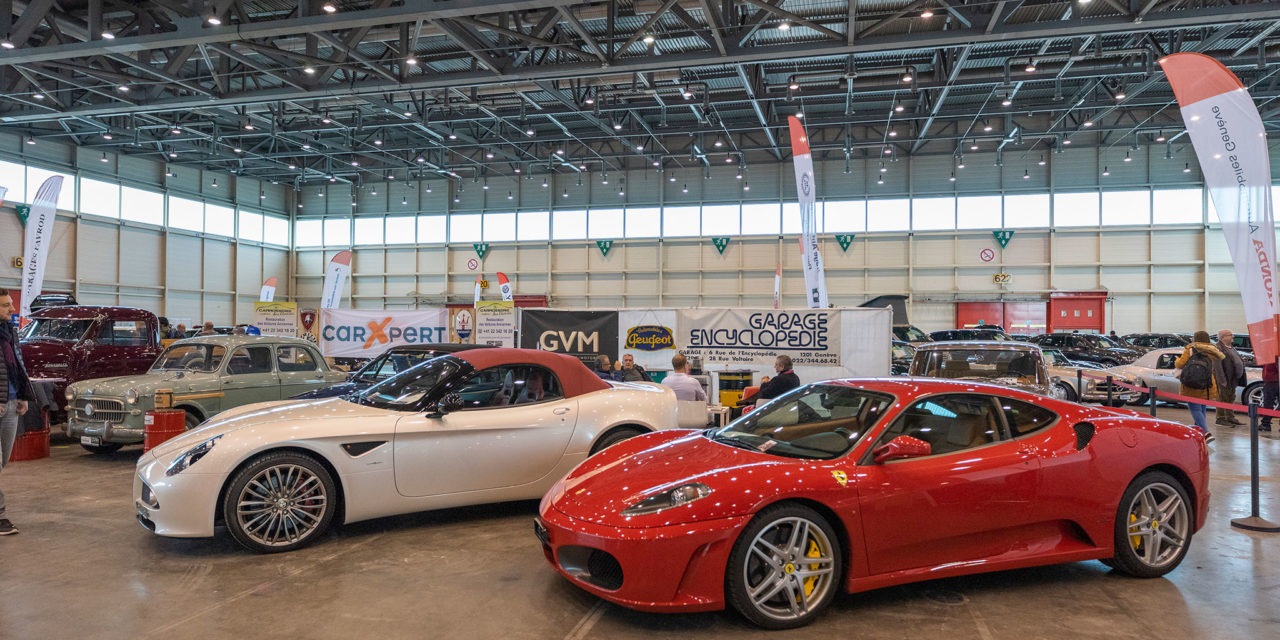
(992, 273, 1012, 285)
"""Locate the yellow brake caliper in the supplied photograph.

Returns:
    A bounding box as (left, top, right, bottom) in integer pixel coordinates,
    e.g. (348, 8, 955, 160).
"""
(802, 539, 822, 598)
(1129, 513, 1142, 551)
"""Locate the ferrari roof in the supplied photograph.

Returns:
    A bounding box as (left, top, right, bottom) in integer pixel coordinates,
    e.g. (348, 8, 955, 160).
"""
(453, 348, 609, 399)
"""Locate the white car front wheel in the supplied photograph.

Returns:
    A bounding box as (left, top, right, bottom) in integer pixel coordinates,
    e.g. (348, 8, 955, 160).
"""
(222, 451, 337, 553)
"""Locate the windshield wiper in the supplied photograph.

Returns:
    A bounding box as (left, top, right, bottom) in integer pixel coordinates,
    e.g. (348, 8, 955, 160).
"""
(708, 432, 762, 452)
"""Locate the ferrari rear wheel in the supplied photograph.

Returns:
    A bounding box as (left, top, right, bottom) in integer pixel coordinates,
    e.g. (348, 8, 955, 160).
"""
(726, 504, 842, 629)
(222, 451, 337, 553)
(1109, 471, 1192, 578)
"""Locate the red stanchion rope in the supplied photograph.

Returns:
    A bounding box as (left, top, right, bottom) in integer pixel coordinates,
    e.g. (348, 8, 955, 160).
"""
(1077, 370, 1280, 418)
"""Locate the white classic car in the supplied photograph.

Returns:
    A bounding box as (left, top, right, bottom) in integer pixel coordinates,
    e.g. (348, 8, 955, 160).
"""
(134, 348, 678, 553)
(1111, 347, 1263, 406)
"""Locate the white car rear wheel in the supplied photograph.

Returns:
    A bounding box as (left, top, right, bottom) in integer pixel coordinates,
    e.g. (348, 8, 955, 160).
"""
(222, 451, 337, 553)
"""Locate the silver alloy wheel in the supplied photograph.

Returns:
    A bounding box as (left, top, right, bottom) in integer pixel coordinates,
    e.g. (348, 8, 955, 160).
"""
(1245, 384, 1264, 408)
(234, 464, 328, 547)
(742, 516, 836, 622)
(1124, 481, 1190, 569)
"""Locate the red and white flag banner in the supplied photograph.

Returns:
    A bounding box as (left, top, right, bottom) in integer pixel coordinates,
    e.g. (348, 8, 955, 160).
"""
(788, 116, 828, 309)
(320, 251, 352, 309)
(260, 277, 277, 302)
(773, 264, 781, 309)
(496, 272, 513, 301)
(1161, 53, 1279, 363)
(474, 273, 483, 304)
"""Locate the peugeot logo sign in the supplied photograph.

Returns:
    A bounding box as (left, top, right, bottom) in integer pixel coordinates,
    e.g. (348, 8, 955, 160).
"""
(84, 403, 95, 417)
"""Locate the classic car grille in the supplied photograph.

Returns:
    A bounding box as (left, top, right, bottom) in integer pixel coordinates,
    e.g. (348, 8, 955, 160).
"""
(75, 398, 126, 424)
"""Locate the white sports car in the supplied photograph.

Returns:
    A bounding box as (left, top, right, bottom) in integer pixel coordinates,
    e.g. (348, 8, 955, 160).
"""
(1111, 347, 1263, 406)
(134, 348, 678, 553)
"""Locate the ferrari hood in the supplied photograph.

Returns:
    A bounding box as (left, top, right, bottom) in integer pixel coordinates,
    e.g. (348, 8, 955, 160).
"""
(550, 430, 795, 527)
(146, 397, 392, 459)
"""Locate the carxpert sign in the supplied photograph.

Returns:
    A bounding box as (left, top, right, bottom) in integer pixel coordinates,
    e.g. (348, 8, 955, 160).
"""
(678, 308, 842, 367)
(519, 309, 618, 366)
(319, 308, 449, 357)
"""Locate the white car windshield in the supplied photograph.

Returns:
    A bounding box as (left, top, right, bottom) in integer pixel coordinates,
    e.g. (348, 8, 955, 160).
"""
(708, 384, 892, 460)
(353, 357, 459, 410)
(912, 348, 1047, 386)
(20, 318, 92, 341)
(152, 344, 227, 372)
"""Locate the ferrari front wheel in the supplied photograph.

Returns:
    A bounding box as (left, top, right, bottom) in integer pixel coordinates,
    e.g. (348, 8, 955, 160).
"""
(726, 504, 842, 629)
(1109, 471, 1192, 578)
(222, 451, 337, 553)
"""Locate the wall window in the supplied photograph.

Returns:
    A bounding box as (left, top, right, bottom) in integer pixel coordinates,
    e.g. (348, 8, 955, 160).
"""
(121, 186, 163, 226)
(552, 209, 586, 240)
(957, 195, 1002, 230)
(588, 208, 624, 239)
(353, 217, 384, 245)
(912, 196, 956, 231)
(264, 215, 289, 246)
(417, 215, 446, 243)
(663, 205, 700, 237)
(295, 219, 322, 247)
(323, 217, 350, 246)
(625, 207, 660, 238)
(204, 203, 235, 237)
(167, 196, 204, 232)
(1005, 193, 1050, 228)
(238, 210, 264, 242)
(25, 166, 75, 208)
(449, 214, 482, 242)
(517, 211, 549, 241)
(823, 200, 866, 233)
(701, 204, 740, 236)
(1052, 191, 1099, 227)
(1101, 190, 1151, 226)
(483, 212, 516, 242)
(866, 199, 910, 232)
(79, 178, 120, 219)
(0, 160, 24, 202)
(741, 203, 781, 236)
(384, 216, 416, 245)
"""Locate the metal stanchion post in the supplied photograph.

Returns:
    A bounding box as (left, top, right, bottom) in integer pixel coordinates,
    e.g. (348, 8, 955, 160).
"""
(1077, 369, 1084, 402)
(1231, 404, 1280, 533)
(1107, 375, 1114, 407)
(1148, 386, 1158, 417)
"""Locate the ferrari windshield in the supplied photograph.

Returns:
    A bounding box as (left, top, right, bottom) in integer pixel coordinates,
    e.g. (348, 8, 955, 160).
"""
(352, 356, 459, 410)
(708, 384, 892, 459)
(152, 344, 227, 372)
(20, 318, 92, 341)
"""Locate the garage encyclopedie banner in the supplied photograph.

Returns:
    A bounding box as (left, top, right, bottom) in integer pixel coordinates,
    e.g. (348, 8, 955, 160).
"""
(520, 310, 618, 366)
(319, 308, 449, 358)
(1161, 53, 1280, 364)
(678, 308, 841, 367)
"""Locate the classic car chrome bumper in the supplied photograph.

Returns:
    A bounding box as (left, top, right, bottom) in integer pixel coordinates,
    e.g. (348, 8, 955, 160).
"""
(67, 416, 145, 444)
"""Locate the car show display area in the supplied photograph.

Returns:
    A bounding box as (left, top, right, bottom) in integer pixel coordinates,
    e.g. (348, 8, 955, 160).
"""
(0, 416, 1275, 639)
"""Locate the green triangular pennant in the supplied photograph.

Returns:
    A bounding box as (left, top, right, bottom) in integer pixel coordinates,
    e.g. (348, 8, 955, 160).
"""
(596, 240, 613, 257)
(712, 237, 730, 254)
(993, 230, 1014, 249)
(836, 234, 855, 252)
(15, 204, 29, 225)
(473, 243, 489, 259)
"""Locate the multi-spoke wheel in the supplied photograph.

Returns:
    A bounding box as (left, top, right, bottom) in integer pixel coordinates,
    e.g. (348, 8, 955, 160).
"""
(222, 451, 337, 553)
(726, 504, 842, 629)
(1109, 471, 1193, 578)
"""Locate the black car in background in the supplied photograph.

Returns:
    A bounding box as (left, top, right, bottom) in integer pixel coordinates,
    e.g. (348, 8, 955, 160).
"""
(28, 293, 78, 313)
(1029, 333, 1141, 366)
(892, 324, 932, 344)
(929, 328, 1015, 342)
(1122, 333, 1190, 351)
(291, 343, 491, 399)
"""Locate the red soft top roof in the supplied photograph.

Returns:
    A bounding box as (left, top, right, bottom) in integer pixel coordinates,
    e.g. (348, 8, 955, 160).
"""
(29, 306, 156, 320)
(454, 348, 609, 398)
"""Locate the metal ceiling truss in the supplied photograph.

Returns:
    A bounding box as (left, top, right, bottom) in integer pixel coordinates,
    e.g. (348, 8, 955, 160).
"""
(0, 0, 1278, 187)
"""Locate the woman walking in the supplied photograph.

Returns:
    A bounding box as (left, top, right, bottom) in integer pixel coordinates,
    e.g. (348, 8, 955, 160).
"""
(1174, 330, 1226, 444)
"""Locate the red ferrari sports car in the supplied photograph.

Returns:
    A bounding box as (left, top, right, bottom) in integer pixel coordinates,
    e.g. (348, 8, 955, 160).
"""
(536, 378, 1209, 629)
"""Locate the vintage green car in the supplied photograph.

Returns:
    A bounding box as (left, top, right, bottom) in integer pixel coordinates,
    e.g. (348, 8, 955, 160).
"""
(66, 335, 346, 453)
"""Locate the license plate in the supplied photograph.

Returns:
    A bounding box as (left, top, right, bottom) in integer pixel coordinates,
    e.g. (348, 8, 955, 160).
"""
(81, 436, 101, 446)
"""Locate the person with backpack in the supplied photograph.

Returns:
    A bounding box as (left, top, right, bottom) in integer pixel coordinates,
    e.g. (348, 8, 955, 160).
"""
(1175, 330, 1226, 443)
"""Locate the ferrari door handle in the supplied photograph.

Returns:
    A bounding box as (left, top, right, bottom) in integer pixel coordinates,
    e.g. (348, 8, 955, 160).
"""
(553, 407, 571, 415)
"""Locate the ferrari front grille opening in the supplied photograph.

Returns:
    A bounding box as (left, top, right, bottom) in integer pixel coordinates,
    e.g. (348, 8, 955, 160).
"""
(557, 545, 624, 591)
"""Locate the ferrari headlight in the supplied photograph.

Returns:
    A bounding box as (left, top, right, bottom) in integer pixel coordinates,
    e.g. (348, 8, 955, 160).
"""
(621, 483, 712, 516)
(165, 435, 222, 477)
(125, 388, 139, 405)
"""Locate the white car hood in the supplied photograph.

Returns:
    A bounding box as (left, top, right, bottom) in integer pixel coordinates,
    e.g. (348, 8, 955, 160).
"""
(145, 397, 393, 460)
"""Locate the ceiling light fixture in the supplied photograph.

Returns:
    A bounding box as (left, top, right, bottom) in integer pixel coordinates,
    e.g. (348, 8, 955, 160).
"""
(526, 127, 535, 136)
(117, 84, 129, 92)
(1063, 138, 1072, 145)
(102, 132, 113, 140)
(0, 41, 14, 49)
(101, 31, 116, 40)
(877, 176, 885, 185)
(207, 16, 222, 26)
(970, 140, 979, 151)
(304, 66, 316, 74)
(682, 184, 689, 193)
(374, 139, 382, 146)
(901, 73, 913, 83)
(983, 120, 993, 132)
(1083, 120, 1094, 127)
(894, 102, 905, 113)
(211, 178, 218, 188)
(921, 8, 935, 19)
(168, 150, 178, 158)
(32, 93, 43, 100)
(1101, 166, 1110, 177)
(541, 178, 549, 188)
(321, 114, 332, 124)
(789, 81, 800, 91)
(1115, 89, 1127, 100)
(777, 21, 790, 31)
(743, 181, 751, 191)
(507, 192, 513, 200)
(1183, 163, 1192, 173)
(1023, 169, 1030, 179)
(1025, 61, 1037, 73)
(233, 147, 242, 153)
(1155, 130, 1166, 142)
(949, 172, 956, 182)
(288, 163, 296, 170)
(879, 162, 887, 173)
(99, 152, 109, 162)
(426, 183, 433, 192)
(1124, 151, 1132, 162)
(585, 96, 595, 105)
(322, 2, 337, 13)
(1038, 155, 1046, 166)
(244, 123, 254, 130)
(302, 143, 311, 150)
(406, 57, 418, 66)
(888, 129, 898, 137)
(642, 34, 656, 44)
(1001, 96, 1012, 106)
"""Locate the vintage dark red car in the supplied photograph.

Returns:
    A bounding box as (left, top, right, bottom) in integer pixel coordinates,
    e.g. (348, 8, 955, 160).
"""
(536, 378, 1209, 629)
(20, 306, 162, 416)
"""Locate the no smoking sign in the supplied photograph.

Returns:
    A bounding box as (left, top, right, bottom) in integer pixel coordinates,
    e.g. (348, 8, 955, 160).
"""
(979, 248, 995, 262)
(466, 258, 480, 271)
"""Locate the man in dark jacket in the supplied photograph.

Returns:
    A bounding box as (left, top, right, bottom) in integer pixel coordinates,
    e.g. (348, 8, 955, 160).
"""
(618, 354, 650, 382)
(1215, 330, 1246, 426)
(757, 355, 801, 400)
(1262, 362, 1278, 434)
(0, 288, 34, 536)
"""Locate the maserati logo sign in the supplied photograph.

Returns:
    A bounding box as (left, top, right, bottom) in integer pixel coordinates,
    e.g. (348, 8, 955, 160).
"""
(300, 309, 317, 331)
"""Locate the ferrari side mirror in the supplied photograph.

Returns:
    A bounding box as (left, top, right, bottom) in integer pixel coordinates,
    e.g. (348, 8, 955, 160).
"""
(872, 435, 932, 464)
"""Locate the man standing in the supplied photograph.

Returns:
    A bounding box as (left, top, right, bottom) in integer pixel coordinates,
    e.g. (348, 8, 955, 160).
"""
(197, 321, 217, 336)
(1261, 362, 1277, 435)
(617, 354, 650, 382)
(661, 354, 707, 402)
(757, 355, 801, 400)
(0, 288, 34, 536)
(1215, 330, 1246, 427)
(158, 317, 178, 339)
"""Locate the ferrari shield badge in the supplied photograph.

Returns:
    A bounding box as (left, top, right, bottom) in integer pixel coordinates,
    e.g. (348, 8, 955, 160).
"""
(831, 470, 848, 487)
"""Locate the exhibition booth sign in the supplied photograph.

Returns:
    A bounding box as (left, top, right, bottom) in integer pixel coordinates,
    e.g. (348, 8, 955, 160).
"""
(253, 301, 299, 338)
(619, 309, 679, 371)
(319, 308, 449, 357)
(678, 308, 842, 367)
(475, 300, 517, 347)
(519, 309, 618, 366)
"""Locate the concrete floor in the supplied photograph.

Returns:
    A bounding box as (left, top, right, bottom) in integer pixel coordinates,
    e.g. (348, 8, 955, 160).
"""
(1, 406, 1277, 640)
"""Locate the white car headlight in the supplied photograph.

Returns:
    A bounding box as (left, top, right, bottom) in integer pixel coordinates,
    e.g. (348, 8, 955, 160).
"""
(125, 388, 139, 405)
(165, 435, 222, 477)
(621, 483, 712, 516)
(65, 387, 76, 402)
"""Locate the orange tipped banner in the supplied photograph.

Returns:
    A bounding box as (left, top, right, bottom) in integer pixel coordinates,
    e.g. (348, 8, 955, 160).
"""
(259, 277, 277, 302)
(496, 272, 513, 301)
(320, 250, 352, 309)
(1161, 53, 1278, 364)
(788, 116, 828, 308)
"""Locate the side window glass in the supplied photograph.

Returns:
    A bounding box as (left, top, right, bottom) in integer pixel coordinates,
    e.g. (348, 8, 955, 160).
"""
(227, 346, 274, 375)
(97, 320, 148, 346)
(1000, 398, 1057, 437)
(277, 346, 320, 372)
(456, 365, 563, 409)
(1156, 354, 1178, 370)
(875, 394, 1002, 457)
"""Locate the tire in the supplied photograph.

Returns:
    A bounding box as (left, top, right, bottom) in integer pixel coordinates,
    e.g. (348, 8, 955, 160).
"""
(589, 427, 646, 455)
(221, 451, 337, 553)
(1055, 381, 1078, 403)
(1107, 398, 1128, 408)
(1108, 471, 1193, 578)
(725, 504, 843, 630)
(80, 442, 124, 454)
(182, 409, 201, 430)
(1243, 382, 1264, 408)
(1130, 391, 1150, 407)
